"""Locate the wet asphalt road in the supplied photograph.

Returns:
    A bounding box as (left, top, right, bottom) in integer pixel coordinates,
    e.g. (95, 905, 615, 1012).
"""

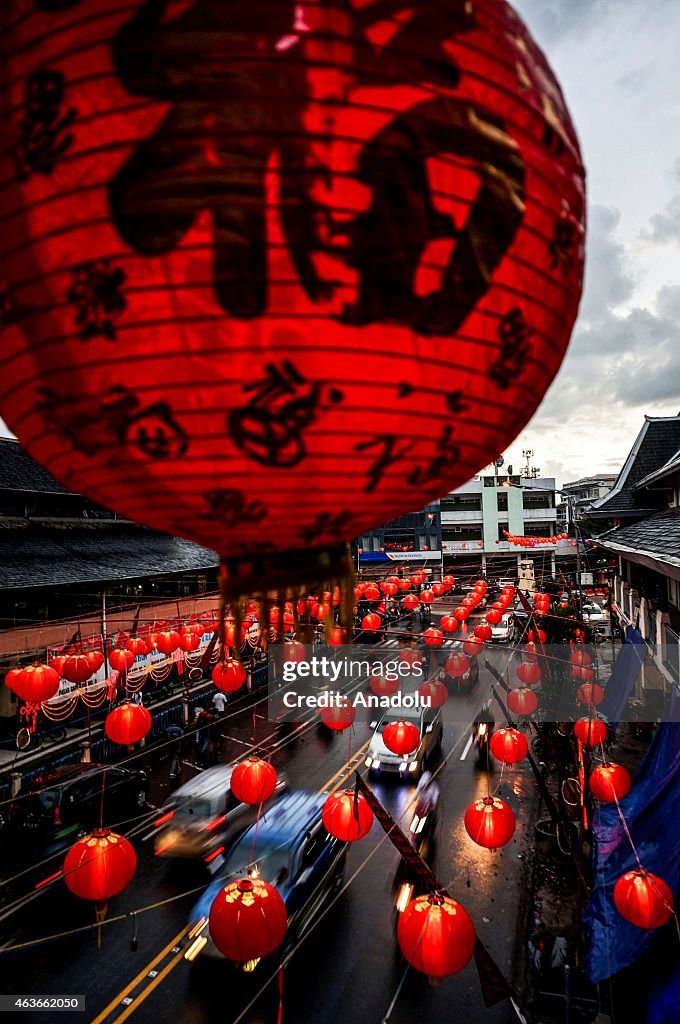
(0, 635, 537, 1024)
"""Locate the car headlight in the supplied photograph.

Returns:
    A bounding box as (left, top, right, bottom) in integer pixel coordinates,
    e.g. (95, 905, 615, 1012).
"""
(409, 761, 419, 772)
(365, 756, 373, 768)
(399, 761, 408, 772)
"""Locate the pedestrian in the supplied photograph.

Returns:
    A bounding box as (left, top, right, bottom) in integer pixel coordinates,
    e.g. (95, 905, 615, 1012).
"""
(212, 690, 227, 715)
(131, 689, 144, 706)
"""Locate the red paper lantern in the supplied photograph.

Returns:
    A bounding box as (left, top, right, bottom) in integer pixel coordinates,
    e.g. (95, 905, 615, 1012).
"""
(490, 727, 528, 764)
(444, 654, 470, 678)
(86, 650, 105, 674)
(209, 878, 287, 961)
(212, 658, 247, 693)
(442, 575, 455, 588)
(380, 581, 399, 597)
(463, 636, 484, 657)
(320, 698, 356, 731)
(369, 674, 399, 698)
(322, 789, 373, 841)
(454, 608, 470, 623)
(431, 583, 446, 597)
(399, 648, 423, 671)
(417, 680, 448, 709)
(155, 630, 181, 655)
(528, 628, 547, 644)
(363, 584, 380, 602)
(327, 627, 346, 646)
(577, 682, 604, 706)
(507, 687, 538, 717)
(21, 663, 60, 704)
(105, 702, 152, 745)
(397, 894, 475, 977)
(361, 612, 382, 632)
(383, 721, 420, 756)
(439, 614, 459, 634)
(61, 654, 94, 684)
(282, 640, 306, 664)
(419, 590, 435, 605)
(179, 630, 201, 652)
(589, 763, 631, 803)
(464, 795, 516, 849)
(64, 828, 137, 901)
(516, 661, 542, 686)
(473, 623, 492, 642)
(4, 666, 27, 699)
(423, 627, 444, 647)
(0, 3, 584, 600)
(230, 757, 278, 805)
(109, 647, 135, 673)
(613, 870, 674, 930)
(574, 717, 608, 746)
(125, 637, 147, 657)
(485, 609, 502, 626)
(403, 594, 420, 612)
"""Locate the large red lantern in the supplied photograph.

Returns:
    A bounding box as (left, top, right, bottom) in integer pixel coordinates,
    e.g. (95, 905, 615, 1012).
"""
(209, 878, 287, 961)
(322, 789, 373, 841)
(125, 637, 147, 657)
(86, 650, 105, 674)
(463, 636, 484, 657)
(507, 687, 538, 717)
(155, 630, 181, 655)
(212, 659, 247, 693)
(61, 654, 94, 684)
(613, 870, 674, 930)
(473, 623, 492, 642)
(397, 894, 475, 977)
(361, 612, 382, 632)
(179, 630, 201, 653)
(464, 795, 516, 849)
(320, 698, 356, 731)
(21, 663, 60, 703)
(444, 654, 470, 678)
(417, 680, 448, 709)
(105, 702, 152, 745)
(419, 590, 435, 605)
(589, 762, 631, 803)
(383, 721, 420, 756)
(230, 757, 278, 805)
(423, 627, 444, 647)
(577, 683, 604, 707)
(489, 727, 528, 764)
(4, 667, 27, 700)
(369, 675, 399, 698)
(403, 594, 420, 612)
(439, 614, 459, 634)
(516, 661, 542, 686)
(574, 717, 608, 746)
(363, 584, 380, 602)
(0, 2, 584, 601)
(109, 647, 135, 673)
(64, 829, 137, 901)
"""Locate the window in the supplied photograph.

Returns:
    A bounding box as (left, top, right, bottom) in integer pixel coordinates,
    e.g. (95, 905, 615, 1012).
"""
(497, 492, 508, 512)
(440, 495, 482, 512)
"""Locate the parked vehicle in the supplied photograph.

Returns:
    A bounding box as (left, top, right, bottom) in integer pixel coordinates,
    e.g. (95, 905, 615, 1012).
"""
(365, 706, 443, 779)
(154, 764, 286, 861)
(7, 763, 148, 855)
(489, 612, 516, 644)
(582, 603, 606, 624)
(186, 791, 347, 968)
(393, 771, 440, 916)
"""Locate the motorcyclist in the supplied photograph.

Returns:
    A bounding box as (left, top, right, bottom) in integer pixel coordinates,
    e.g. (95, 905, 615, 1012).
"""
(472, 700, 495, 765)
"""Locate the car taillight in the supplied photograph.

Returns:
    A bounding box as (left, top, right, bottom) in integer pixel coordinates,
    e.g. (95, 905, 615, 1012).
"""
(54, 806, 62, 825)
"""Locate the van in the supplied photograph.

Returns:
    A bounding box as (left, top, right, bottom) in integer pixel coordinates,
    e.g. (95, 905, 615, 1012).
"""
(154, 764, 285, 861)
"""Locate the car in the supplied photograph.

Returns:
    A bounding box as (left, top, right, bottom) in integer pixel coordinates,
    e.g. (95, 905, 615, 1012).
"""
(7, 763, 148, 855)
(489, 612, 516, 644)
(497, 577, 516, 589)
(185, 791, 348, 967)
(582, 603, 606, 624)
(365, 705, 443, 779)
(441, 646, 479, 693)
(393, 771, 440, 916)
(153, 764, 286, 861)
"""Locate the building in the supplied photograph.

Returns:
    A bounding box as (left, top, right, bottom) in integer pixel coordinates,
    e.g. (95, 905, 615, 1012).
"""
(557, 474, 617, 527)
(590, 414, 680, 686)
(357, 502, 442, 575)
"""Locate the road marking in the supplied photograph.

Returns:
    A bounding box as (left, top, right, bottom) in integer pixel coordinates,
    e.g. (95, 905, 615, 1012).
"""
(89, 925, 189, 1024)
(460, 735, 474, 761)
(110, 947, 186, 1024)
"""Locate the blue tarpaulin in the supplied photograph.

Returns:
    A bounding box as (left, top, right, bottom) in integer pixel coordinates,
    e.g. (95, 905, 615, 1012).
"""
(599, 626, 647, 722)
(584, 686, 680, 983)
(649, 961, 680, 1024)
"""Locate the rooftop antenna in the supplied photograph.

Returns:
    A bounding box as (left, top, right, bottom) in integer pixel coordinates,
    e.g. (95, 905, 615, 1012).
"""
(522, 449, 541, 479)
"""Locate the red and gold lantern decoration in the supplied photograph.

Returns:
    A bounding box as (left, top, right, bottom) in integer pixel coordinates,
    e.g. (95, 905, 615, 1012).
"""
(473, 623, 492, 642)
(320, 697, 356, 731)
(489, 727, 528, 765)
(397, 894, 475, 977)
(507, 687, 538, 717)
(439, 614, 459, 634)
(108, 647, 135, 673)
(212, 658, 247, 693)
(64, 828, 137, 901)
(125, 637, 147, 657)
(4, 666, 27, 700)
(369, 674, 399, 698)
(445, 654, 470, 678)
(209, 878, 287, 961)
(589, 763, 631, 803)
(574, 717, 608, 746)
(613, 870, 674, 930)
(419, 590, 435, 605)
(361, 612, 382, 632)
(86, 650, 105, 674)
(230, 757, 278, 805)
(516, 661, 542, 687)
(402, 594, 420, 612)
(383, 720, 420, 756)
(577, 682, 604, 707)
(417, 679, 448, 709)
(464, 795, 516, 849)
(105, 702, 152, 745)
(61, 654, 94, 685)
(21, 663, 60, 704)
(423, 627, 444, 647)
(322, 789, 373, 841)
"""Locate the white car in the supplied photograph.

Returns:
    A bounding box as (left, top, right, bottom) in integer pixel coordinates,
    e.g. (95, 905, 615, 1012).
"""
(365, 706, 443, 779)
(582, 603, 606, 624)
(490, 612, 516, 644)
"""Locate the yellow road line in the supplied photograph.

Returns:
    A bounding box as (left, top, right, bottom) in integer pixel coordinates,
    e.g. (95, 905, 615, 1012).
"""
(326, 739, 371, 795)
(109, 947, 187, 1024)
(89, 926, 189, 1024)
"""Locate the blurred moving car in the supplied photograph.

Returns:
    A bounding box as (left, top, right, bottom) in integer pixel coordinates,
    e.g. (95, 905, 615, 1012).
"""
(154, 764, 286, 861)
(489, 612, 516, 644)
(365, 706, 442, 779)
(393, 771, 440, 916)
(6, 764, 148, 856)
(582, 603, 605, 624)
(185, 791, 348, 967)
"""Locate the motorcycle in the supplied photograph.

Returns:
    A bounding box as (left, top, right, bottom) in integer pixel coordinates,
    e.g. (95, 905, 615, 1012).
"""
(393, 772, 440, 917)
(473, 712, 495, 769)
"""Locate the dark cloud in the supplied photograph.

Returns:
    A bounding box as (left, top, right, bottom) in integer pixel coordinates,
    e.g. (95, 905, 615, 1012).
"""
(645, 160, 680, 244)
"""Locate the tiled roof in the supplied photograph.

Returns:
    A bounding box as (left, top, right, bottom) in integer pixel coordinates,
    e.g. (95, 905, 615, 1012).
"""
(0, 523, 219, 590)
(634, 448, 680, 491)
(590, 416, 680, 517)
(0, 439, 70, 494)
(598, 506, 680, 566)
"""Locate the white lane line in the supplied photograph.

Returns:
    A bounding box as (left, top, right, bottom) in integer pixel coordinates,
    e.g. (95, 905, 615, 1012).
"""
(460, 734, 474, 761)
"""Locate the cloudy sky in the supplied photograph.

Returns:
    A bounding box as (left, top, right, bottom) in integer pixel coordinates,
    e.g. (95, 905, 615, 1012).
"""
(2, 1, 680, 491)
(503, 0, 680, 485)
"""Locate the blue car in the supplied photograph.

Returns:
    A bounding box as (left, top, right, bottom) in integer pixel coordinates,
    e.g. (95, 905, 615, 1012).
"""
(185, 791, 348, 969)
